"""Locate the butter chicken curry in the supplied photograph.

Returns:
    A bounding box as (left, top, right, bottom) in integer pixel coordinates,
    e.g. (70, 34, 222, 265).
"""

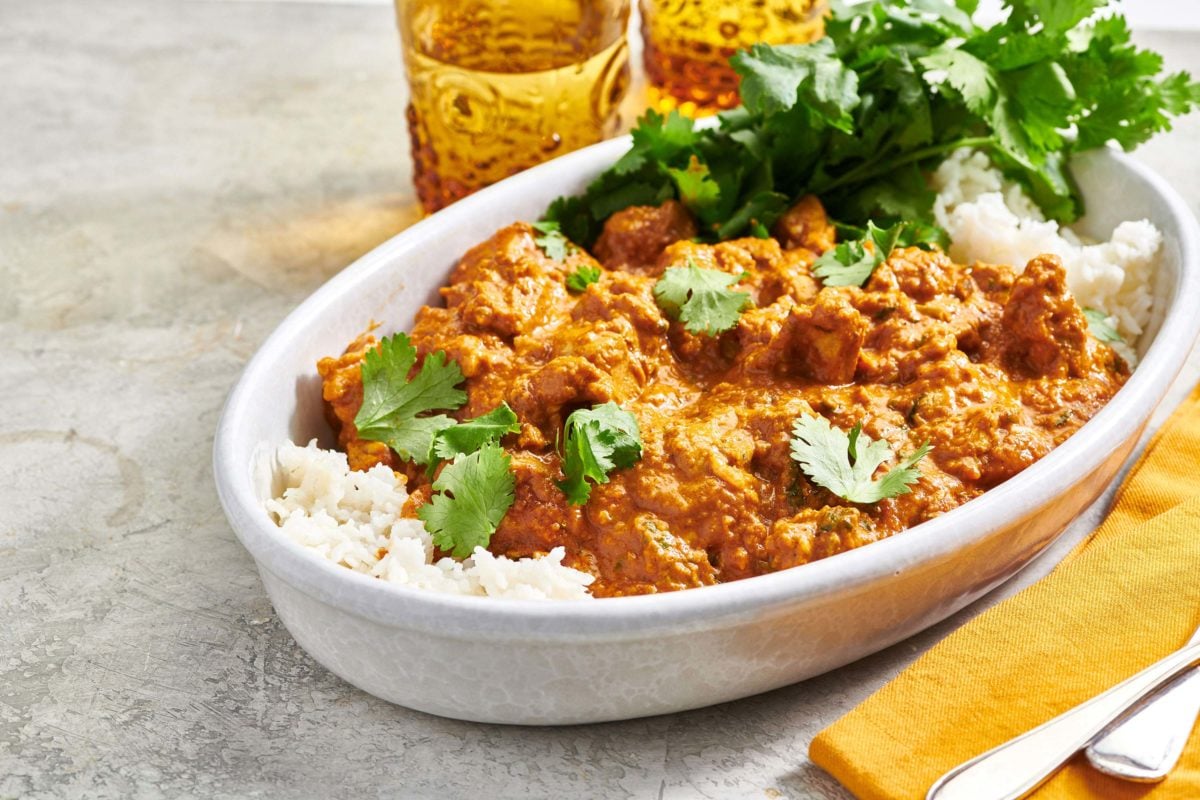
(317, 197, 1128, 597)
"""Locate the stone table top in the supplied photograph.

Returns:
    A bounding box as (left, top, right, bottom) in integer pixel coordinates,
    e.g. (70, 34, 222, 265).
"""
(4, 2, 1200, 798)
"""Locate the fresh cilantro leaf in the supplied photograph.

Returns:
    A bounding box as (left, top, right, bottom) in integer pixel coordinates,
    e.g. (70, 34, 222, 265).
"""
(557, 403, 643, 505)
(390, 415, 458, 468)
(911, 0, 977, 33)
(565, 264, 602, 293)
(1083, 307, 1123, 343)
(836, 162, 936, 224)
(667, 156, 722, 219)
(882, 52, 934, 149)
(1067, 16, 1200, 154)
(714, 190, 790, 240)
(653, 263, 753, 335)
(813, 242, 875, 288)
(866, 219, 906, 255)
(588, 173, 677, 221)
(1004, 61, 1075, 151)
(873, 441, 934, 499)
(970, 26, 1064, 71)
(1159, 70, 1200, 116)
(543, 194, 596, 248)
(790, 415, 931, 504)
(418, 443, 516, 558)
(613, 109, 702, 174)
(918, 46, 997, 115)
(732, 40, 860, 131)
(354, 334, 466, 465)
(813, 221, 905, 287)
(431, 403, 521, 462)
(896, 220, 949, 251)
(531, 220, 574, 261)
(1007, 0, 1107, 36)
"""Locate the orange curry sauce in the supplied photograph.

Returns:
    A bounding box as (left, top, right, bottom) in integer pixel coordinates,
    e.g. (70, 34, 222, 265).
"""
(317, 198, 1128, 597)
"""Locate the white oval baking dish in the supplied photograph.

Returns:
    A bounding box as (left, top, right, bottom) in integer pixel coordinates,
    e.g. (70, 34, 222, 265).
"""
(214, 139, 1200, 724)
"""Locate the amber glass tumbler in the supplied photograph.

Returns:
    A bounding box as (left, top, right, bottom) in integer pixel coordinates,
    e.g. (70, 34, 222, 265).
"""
(395, 0, 632, 213)
(640, 0, 826, 116)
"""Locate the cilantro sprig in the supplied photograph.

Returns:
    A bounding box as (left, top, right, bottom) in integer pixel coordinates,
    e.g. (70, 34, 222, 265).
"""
(430, 402, 520, 462)
(812, 221, 905, 287)
(790, 415, 930, 504)
(566, 264, 602, 293)
(653, 263, 752, 335)
(418, 443, 516, 558)
(354, 333, 466, 465)
(558, 403, 643, 505)
(545, 2, 1199, 246)
(1083, 307, 1123, 344)
(531, 220, 575, 261)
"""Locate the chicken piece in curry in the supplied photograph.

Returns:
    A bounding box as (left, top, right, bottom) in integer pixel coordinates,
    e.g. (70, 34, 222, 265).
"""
(317, 198, 1129, 598)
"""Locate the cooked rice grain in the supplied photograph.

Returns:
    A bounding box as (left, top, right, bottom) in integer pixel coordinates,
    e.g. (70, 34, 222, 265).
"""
(932, 148, 1159, 363)
(265, 441, 595, 599)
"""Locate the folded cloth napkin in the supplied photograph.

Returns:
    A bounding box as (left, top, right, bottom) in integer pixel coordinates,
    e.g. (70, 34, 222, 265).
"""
(810, 385, 1200, 799)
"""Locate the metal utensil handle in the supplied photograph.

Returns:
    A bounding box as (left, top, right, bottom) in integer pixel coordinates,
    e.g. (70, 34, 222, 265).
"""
(1085, 622, 1200, 782)
(1085, 666, 1200, 782)
(926, 641, 1200, 800)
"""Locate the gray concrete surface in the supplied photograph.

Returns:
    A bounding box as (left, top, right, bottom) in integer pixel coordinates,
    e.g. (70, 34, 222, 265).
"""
(3, 1, 1200, 798)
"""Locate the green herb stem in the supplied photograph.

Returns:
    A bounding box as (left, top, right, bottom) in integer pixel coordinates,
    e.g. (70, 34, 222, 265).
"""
(816, 136, 997, 195)
(544, 2, 1199, 246)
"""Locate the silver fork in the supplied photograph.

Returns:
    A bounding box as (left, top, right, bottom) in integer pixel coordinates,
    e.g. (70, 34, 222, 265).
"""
(926, 633, 1200, 800)
(1085, 623, 1200, 781)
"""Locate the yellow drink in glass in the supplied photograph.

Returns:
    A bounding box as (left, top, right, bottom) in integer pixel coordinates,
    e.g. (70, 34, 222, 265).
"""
(640, 0, 825, 116)
(396, 0, 632, 212)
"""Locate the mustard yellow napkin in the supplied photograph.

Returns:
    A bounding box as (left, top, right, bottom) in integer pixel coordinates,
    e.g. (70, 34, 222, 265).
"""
(810, 385, 1200, 799)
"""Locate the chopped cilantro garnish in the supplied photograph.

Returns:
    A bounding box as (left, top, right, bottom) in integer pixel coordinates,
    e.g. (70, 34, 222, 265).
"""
(666, 155, 721, 220)
(417, 442, 516, 558)
(813, 221, 905, 287)
(531, 220, 575, 261)
(544, 3, 1199, 247)
(557, 402, 643, 505)
(611, 107, 701, 175)
(431, 402, 520, 462)
(653, 263, 752, 336)
(354, 333, 466, 465)
(565, 264, 602, 293)
(790, 415, 930, 504)
(1083, 307, 1123, 343)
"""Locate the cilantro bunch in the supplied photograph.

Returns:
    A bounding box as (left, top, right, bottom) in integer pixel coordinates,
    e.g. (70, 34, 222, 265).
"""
(547, 0, 1198, 247)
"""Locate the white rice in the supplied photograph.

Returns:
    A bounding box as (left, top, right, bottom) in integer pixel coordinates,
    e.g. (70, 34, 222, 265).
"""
(265, 441, 594, 599)
(931, 148, 1160, 364)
